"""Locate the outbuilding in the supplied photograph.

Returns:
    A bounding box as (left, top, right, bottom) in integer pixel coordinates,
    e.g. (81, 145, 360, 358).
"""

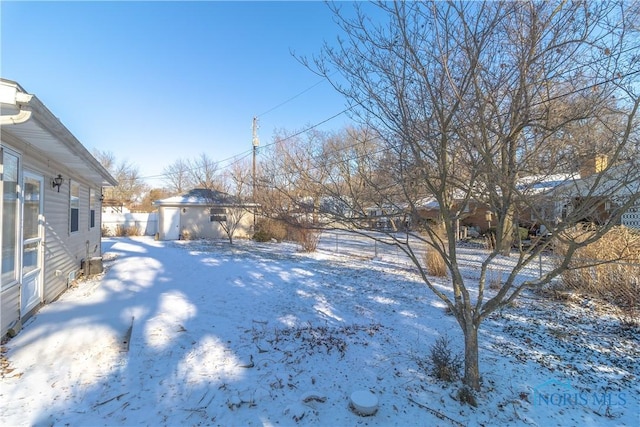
(154, 188, 256, 242)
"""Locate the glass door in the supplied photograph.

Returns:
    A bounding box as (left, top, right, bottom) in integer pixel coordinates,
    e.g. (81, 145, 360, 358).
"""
(21, 172, 44, 315)
(1, 148, 19, 288)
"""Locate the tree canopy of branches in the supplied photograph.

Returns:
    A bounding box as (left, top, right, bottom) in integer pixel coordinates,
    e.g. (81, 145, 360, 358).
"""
(162, 153, 226, 194)
(261, 1, 639, 393)
(93, 150, 149, 208)
(216, 158, 255, 244)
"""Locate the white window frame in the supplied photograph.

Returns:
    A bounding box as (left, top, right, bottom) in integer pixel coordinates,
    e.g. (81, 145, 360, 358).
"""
(89, 188, 96, 229)
(70, 180, 80, 233)
(0, 146, 21, 290)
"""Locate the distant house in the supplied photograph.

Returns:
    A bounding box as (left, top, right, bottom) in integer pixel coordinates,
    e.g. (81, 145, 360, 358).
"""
(555, 158, 640, 228)
(413, 175, 578, 237)
(0, 78, 117, 337)
(153, 188, 256, 241)
(413, 160, 640, 238)
(415, 196, 494, 236)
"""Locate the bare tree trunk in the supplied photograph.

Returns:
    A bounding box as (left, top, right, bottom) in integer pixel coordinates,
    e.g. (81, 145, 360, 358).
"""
(497, 208, 515, 257)
(462, 322, 480, 391)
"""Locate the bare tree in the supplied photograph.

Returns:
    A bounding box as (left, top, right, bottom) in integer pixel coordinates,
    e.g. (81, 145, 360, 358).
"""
(215, 158, 255, 244)
(283, 0, 640, 393)
(256, 128, 339, 247)
(94, 149, 149, 208)
(188, 153, 223, 190)
(162, 158, 191, 194)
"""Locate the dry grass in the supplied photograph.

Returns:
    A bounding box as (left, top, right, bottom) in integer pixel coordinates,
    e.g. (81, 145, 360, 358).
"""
(115, 225, 141, 237)
(180, 230, 195, 240)
(556, 226, 640, 327)
(426, 249, 448, 277)
(425, 224, 448, 277)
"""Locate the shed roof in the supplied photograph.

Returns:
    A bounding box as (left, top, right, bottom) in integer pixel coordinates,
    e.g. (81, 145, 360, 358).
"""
(153, 188, 255, 207)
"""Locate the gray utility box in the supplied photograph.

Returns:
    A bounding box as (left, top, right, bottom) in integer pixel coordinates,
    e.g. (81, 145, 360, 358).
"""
(81, 257, 103, 276)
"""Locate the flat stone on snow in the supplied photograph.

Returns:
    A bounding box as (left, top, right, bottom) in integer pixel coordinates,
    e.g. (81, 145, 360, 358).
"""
(349, 390, 379, 416)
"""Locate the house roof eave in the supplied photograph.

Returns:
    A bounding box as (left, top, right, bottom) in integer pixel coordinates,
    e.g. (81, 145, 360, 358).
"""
(0, 78, 118, 187)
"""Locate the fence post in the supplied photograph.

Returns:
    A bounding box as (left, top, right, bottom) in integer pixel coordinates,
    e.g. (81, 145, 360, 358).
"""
(539, 253, 543, 279)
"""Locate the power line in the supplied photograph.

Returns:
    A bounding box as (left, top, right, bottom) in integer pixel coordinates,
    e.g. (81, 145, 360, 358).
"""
(255, 67, 640, 182)
(135, 75, 347, 183)
(133, 56, 638, 185)
(256, 78, 328, 118)
(135, 107, 352, 184)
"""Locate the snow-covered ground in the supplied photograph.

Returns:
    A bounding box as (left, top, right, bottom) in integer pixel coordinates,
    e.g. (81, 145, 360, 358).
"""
(1, 236, 638, 426)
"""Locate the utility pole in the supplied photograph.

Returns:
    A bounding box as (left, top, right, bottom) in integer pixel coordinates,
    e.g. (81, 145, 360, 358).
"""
(252, 116, 259, 227)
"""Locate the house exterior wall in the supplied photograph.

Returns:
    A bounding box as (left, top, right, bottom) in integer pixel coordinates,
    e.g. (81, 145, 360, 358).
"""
(417, 201, 494, 234)
(621, 200, 640, 229)
(157, 205, 254, 241)
(1, 135, 104, 335)
(179, 206, 225, 239)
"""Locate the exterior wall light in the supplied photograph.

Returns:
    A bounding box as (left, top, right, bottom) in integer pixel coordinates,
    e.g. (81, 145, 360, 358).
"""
(52, 174, 64, 192)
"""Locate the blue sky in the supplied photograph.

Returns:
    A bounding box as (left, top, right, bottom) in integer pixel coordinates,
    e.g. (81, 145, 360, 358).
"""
(1, 1, 353, 187)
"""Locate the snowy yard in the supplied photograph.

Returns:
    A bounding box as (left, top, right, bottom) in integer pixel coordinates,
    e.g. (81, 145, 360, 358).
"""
(1, 236, 638, 426)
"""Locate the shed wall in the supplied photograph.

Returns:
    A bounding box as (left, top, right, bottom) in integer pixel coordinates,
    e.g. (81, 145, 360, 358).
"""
(157, 205, 254, 241)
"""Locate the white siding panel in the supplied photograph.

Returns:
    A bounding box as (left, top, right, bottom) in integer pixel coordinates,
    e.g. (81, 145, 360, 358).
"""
(43, 178, 102, 303)
(0, 285, 20, 334)
(7, 138, 106, 307)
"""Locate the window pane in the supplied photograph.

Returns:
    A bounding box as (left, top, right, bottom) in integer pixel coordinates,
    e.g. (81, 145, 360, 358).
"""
(89, 188, 95, 228)
(70, 181, 79, 232)
(22, 241, 39, 275)
(23, 177, 40, 239)
(1, 150, 19, 286)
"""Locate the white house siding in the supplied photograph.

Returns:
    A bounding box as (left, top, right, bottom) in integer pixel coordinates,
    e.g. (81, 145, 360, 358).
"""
(42, 177, 103, 304)
(1, 139, 104, 328)
(0, 80, 114, 337)
(0, 286, 20, 334)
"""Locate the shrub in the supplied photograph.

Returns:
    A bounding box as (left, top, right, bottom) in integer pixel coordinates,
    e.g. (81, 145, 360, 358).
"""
(295, 227, 321, 252)
(428, 335, 462, 383)
(253, 229, 272, 242)
(556, 226, 640, 326)
(115, 224, 141, 237)
(254, 218, 287, 242)
(517, 226, 530, 241)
